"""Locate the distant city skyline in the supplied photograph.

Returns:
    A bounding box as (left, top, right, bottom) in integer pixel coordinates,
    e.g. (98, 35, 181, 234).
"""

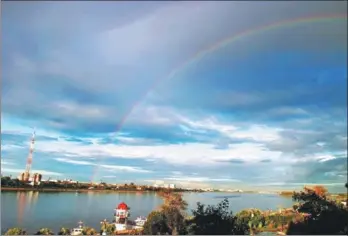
(1, 1, 347, 193)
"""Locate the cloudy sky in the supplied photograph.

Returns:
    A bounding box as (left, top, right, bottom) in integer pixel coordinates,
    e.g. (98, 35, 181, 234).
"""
(1, 1, 347, 192)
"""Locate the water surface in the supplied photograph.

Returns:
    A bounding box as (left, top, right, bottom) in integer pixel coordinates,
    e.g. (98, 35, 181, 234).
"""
(1, 191, 293, 234)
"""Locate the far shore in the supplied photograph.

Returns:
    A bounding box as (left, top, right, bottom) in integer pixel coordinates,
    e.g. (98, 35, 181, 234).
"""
(0, 187, 260, 194)
(2, 187, 346, 196)
(1, 187, 152, 193)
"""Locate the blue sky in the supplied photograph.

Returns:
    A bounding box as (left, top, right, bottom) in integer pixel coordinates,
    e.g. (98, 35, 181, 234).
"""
(1, 1, 347, 192)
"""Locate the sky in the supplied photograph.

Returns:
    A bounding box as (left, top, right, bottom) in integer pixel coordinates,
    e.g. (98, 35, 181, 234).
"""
(1, 1, 347, 192)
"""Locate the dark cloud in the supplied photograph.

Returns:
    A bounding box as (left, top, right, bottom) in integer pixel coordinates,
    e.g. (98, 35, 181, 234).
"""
(216, 159, 245, 164)
(260, 159, 272, 163)
(288, 157, 347, 184)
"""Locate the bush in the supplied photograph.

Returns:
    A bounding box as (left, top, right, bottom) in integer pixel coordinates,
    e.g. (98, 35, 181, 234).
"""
(143, 211, 171, 235)
(58, 227, 71, 235)
(287, 186, 348, 234)
(82, 227, 97, 235)
(235, 209, 265, 234)
(187, 198, 248, 235)
(35, 228, 54, 235)
(5, 227, 26, 235)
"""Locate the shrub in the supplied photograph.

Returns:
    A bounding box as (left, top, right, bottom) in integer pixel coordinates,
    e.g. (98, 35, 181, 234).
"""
(5, 227, 26, 235)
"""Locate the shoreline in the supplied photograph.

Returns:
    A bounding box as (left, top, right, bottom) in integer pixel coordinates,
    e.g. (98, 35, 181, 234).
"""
(0, 187, 270, 194)
(2, 187, 346, 196)
(0, 187, 152, 193)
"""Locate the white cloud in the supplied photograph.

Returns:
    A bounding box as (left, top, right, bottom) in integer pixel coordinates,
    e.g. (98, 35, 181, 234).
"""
(100, 164, 151, 173)
(54, 157, 151, 173)
(54, 158, 93, 166)
(1, 167, 62, 176)
(164, 176, 241, 182)
(54, 101, 108, 120)
(317, 155, 337, 162)
(171, 171, 183, 175)
(255, 182, 346, 186)
(1, 160, 15, 165)
(102, 175, 118, 178)
(1, 144, 25, 151)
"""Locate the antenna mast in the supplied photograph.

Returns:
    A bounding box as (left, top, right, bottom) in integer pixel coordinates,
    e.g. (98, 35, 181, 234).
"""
(24, 129, 36, 181)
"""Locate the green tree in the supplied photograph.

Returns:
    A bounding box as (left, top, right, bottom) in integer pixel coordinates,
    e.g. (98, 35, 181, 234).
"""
(5, 227, 26, 235)
(143, 211, 171, 235)
(35, 228, 54, 235)
(82, 227, 97, 235)
(187, 198, 248, 235)
(58, 227, 71, 235)
(162, 206, 187, 235)
(235, 209, 264, 234)
(100, 220, 115, 235)
(287, 186, 348, 235)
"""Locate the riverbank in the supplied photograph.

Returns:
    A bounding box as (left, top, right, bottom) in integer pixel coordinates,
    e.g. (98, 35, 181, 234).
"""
(1, 187, 154, 193)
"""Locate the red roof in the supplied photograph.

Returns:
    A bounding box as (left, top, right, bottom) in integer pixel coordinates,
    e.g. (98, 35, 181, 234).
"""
(117, 202, 128, 210)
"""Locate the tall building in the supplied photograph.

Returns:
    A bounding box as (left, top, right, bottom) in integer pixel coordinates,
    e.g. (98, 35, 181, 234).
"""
(32, 173, 42, 184)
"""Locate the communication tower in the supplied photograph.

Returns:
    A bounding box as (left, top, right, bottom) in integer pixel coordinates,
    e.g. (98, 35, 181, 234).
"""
(23, 130, 36, 181)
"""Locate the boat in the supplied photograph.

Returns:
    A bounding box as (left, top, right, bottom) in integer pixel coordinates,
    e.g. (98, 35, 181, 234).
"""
(134, 216, 147, 229)
(71, 221, 84, 235)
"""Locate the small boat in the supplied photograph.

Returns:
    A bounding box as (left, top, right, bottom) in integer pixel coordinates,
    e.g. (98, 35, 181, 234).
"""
(134, 216, 147, 229)
(71, 221, 84, 235)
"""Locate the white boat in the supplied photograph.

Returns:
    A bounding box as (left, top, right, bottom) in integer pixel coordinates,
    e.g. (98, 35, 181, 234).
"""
(133, 216, 147, 229)
(71, 221, 84, 235)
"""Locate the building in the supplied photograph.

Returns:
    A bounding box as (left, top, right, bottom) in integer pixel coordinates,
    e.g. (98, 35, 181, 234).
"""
(114, 202, 130, 231)
(32, 173, 42, 185)
(169, 184, 176, 189)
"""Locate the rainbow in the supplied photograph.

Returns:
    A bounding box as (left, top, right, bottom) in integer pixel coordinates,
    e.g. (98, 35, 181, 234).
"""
(90, 14, 347, 182)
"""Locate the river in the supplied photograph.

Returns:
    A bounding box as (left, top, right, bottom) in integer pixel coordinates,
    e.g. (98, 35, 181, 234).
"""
(1, 191, 294, 234)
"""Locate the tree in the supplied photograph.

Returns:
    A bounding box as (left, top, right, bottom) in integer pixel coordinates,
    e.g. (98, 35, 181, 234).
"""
(100, 219, 115, 235)
(235, 209, 264, 234)
(35, 228, 54, 235)
(143, 211, 171, 235)
(287, 186, 348, 235)
(162, 206, 187, 235)
(82, 227, 97, 235)
(58, 228, 70, 235)
(160, 192, 188, 212)
(5, 227, 26, 235)
(187, 198, 248, 235)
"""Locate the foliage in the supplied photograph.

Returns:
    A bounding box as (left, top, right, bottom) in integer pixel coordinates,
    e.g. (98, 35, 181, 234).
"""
(1, 177, 26, 187)
(5, 227, 26, 235)
(162, 206, 187, 235)
(101, 222, 115, 235)
(235, 209, 265, 234)
(287, 186, 348, 235)
(187, 198, 248, 235)
(160, 192, 188, 212)
(143, 191, 189, 235)
(82, 227, 97, 235)
(35, 228, 54, 235)
(58, 227, 71, 235)
(143, 211, 171, 235)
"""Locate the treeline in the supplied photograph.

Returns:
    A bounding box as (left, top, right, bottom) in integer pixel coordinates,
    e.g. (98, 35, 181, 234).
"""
(4, 185, 348, 235)
(1, 176, 202, 192)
